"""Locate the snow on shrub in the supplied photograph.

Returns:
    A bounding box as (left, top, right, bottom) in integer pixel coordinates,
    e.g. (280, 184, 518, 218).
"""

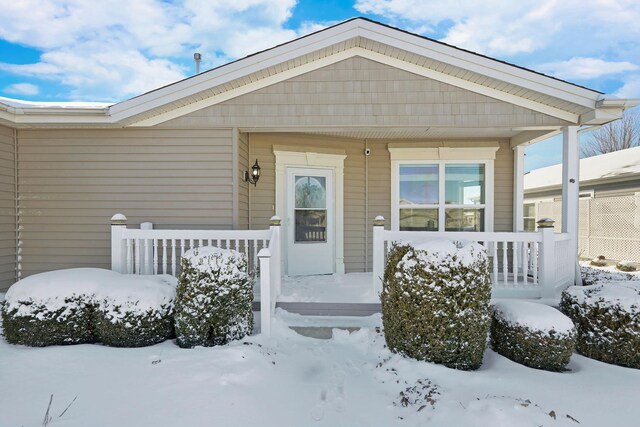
(381, 240, 492, 370)
(590, 255, 607, 267)
(93, 275, 176, 347)
(1, 268, 177, 347)
(580, 264, 635, 286)
(174, 247, 253, 348)
(616, 261, 637, 272)
(560, 282, 640, 369)
(490, 301, 576, 371)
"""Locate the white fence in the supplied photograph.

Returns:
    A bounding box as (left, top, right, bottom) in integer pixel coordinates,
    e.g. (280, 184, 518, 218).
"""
(535, 194, 640, 263)
(110, 214, 281, 336)
(372, 216, 574, 298)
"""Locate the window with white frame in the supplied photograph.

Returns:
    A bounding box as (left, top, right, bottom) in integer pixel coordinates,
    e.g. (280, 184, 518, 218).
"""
(390, 146, 497, 232)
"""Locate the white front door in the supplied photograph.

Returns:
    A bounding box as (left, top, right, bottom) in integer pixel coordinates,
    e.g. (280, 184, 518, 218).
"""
(286, 167, 334, 275)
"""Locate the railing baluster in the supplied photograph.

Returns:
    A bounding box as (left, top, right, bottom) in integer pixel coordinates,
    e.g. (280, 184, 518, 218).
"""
(153, 239, 158, 274)
(208, 239, 212, 247)
(162, 239, 167, 274)
(522, 242, 528, 286)
(532, 242, 539, 285)
(492, 242, 498, 285)
(143, 238, 149, 275)
(189, 239, 194, 250)
(171, 239, 177, 276)
(253, 240, 258, 270)
(135, 238, 141, 275)
(126, 239, 133, 274)
(226, 239, 230, 249)
(502, 241, 508, 285)
(512, 241, 518, 286)
(244, 239, 249, 258)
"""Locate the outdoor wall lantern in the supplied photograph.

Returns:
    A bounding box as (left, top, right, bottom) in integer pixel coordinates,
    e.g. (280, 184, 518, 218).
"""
(244, 159, 261, 186)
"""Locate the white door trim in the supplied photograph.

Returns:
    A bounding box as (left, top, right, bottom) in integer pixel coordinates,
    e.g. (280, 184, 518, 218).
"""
(274, 149, 346, 274)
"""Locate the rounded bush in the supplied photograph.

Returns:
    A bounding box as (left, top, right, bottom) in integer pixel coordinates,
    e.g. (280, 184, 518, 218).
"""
(2, 295, 95, 346)
(93, 275, 176, 347)
(560, 282, 640, 369)
(490, 301, 576, 371)
(1, 268, 177, 347)
(381, 240, 492, 370)
(174, 247, 253, 348)
(616, 261, 637, 272)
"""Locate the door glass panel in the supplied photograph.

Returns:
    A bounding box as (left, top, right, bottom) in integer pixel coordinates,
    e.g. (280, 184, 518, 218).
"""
(295, 210, 327, 242)
(294, 175, 327, 243)
(399, 165, 438, 205)
(295, 176, 326, 208)
(445, 164, 485, 205)
(399, 208, 438, 231)
(445, 208, 484, 231)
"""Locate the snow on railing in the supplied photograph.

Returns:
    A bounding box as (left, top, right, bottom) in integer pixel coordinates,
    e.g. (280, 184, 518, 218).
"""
(372, 216, 574, 299)
(110, 214, 281, 335)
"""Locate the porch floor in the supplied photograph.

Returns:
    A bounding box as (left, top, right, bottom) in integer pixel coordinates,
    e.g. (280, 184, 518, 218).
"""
(279, 272, 378, 303)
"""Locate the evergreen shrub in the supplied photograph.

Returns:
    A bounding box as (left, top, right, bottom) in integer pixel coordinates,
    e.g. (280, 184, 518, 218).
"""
(174, 247, 253, 348)
(381, 240, 492, 370)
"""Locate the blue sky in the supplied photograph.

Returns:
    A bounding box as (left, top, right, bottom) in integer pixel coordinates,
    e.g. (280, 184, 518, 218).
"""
(0, 0, 638, 170)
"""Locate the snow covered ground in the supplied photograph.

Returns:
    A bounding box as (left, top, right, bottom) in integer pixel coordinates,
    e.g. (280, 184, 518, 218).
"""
(1, 308, 639, 427)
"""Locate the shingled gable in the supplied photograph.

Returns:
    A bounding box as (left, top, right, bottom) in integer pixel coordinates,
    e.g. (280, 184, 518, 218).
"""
(1, 17, 636, 129)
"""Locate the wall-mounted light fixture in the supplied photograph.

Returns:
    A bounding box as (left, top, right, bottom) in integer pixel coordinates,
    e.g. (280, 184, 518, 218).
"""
(244, 159, 261, 186)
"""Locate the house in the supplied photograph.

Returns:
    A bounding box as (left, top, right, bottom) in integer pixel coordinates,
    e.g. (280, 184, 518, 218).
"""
(1, 18, 637, 303)
(525, 146, 640, 262)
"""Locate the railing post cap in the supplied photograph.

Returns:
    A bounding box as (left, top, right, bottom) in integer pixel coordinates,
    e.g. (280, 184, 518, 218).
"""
(269, 216, 281, 226)
(111, 213, 127, 225)
(537, 218, 555, 229)
(258, 248, 272, 258)
(373, 215, 385, 226)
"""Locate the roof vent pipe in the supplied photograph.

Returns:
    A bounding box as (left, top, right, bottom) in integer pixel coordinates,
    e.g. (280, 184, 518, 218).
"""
(194, 52, 202, 75)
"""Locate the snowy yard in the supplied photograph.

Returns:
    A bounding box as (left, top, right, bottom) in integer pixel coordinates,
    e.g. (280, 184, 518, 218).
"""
(1, 307, 639, 427)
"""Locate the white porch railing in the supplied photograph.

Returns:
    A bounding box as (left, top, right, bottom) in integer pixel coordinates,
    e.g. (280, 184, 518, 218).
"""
(372, 216, 575, 299)
(110, 214, 281, 336)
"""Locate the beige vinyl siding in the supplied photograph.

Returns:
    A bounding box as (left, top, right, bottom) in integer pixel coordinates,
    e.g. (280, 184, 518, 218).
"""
(237, 131, 249, 229)
(364, 140, 391, 271)
(249, 134, 513, 273)
(18, 128, 234, 278)
(0, 125, 15, 289)
(161, 56, 570, 130)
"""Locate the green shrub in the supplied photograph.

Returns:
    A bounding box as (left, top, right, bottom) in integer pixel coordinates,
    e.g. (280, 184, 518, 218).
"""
(174, 247, 253, 348)
(1, 268, 177, 348)
(560, 282, 640, 369)
(2, 296, 95, 346)
(616, 261, 637, 272)
(590, 256, 607, 267)
(92, 275, 177, 347)
(381, 241, 492, 370)
(490, 301, 576, 371)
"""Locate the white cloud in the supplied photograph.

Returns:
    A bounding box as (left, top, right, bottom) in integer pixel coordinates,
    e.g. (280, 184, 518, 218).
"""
(614, 75, 640, 98)
(0, 0, 300, 101)
(539, 58, 639, 80)
(4, 83, 39, 96)
(354, 0, 640, 57)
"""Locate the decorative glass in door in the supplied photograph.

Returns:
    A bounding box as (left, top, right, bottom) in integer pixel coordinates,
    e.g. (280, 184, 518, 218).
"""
(294, 175, 327, 242)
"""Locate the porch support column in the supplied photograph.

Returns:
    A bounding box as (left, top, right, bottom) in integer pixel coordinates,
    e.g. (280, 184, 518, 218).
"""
(513, 145, 525, 232)
(561, 126, 580, 284)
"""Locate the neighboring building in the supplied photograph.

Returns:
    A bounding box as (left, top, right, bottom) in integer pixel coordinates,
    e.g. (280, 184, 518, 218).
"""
(524, 146, 640, 262)
(0, 18, 636, 296)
